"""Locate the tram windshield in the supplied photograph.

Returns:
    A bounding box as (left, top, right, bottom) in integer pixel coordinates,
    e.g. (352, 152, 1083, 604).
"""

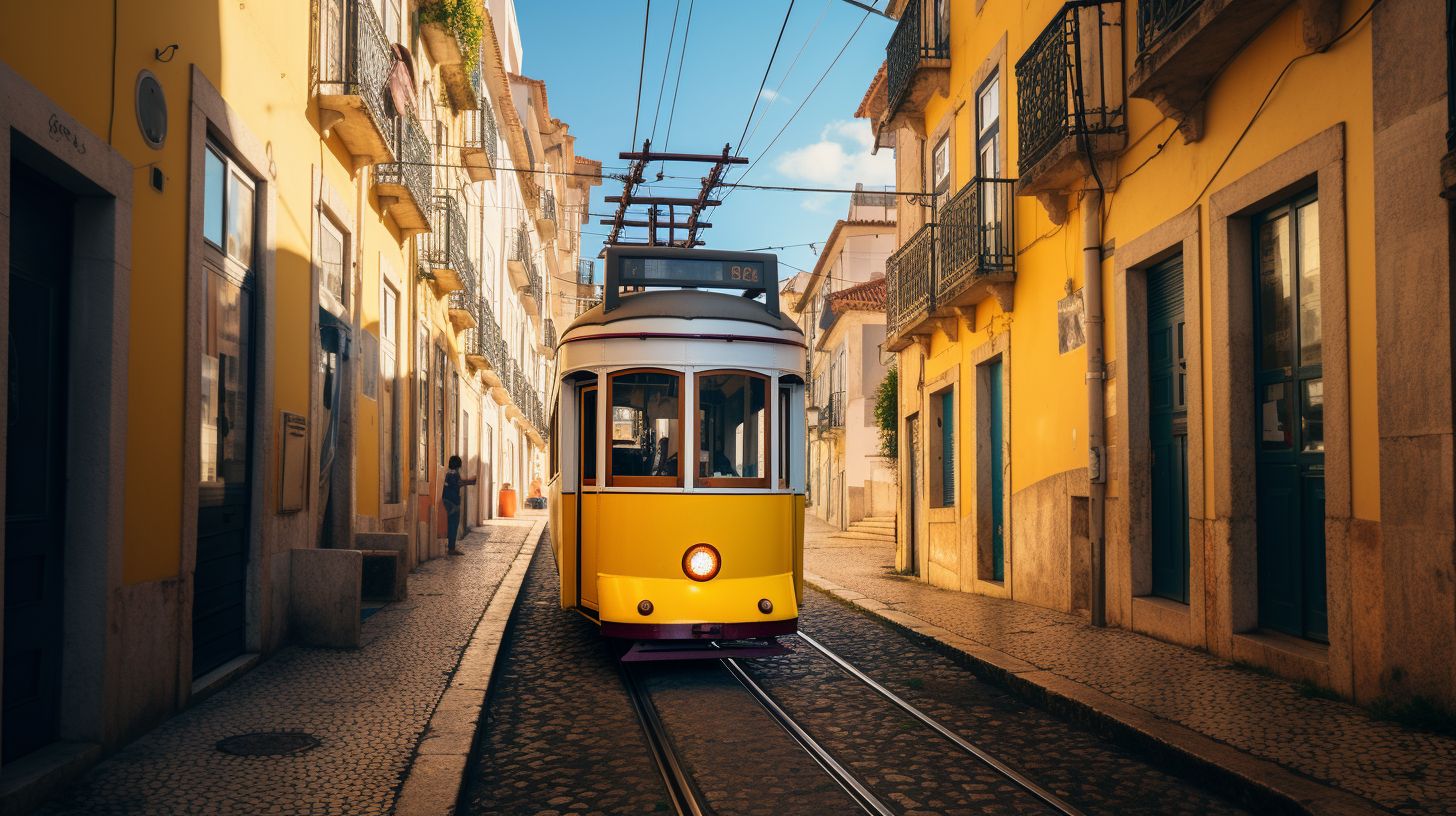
(609, 371, 682, 484)
(697, 372, 768, 486)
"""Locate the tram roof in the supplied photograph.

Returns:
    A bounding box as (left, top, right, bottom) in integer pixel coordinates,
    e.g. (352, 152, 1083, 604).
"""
(567, 289, 803, 334)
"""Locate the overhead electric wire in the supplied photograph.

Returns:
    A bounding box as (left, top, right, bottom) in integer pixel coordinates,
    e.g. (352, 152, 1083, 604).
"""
(662, 0, 696, 151)
(742, 0, 832, 153)
(649, 0, 683, 143)
(630, 0, 653, 150)
(735, 0, 798, 156)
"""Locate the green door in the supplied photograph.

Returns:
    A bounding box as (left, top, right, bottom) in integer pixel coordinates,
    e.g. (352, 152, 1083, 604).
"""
(1148, 260, 1189, 603)
(989, 360, 1005, 581)
(1254, 195, 1327, 642)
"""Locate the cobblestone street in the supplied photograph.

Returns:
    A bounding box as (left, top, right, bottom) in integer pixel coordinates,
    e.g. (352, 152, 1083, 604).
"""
(35, 521, 537, 816)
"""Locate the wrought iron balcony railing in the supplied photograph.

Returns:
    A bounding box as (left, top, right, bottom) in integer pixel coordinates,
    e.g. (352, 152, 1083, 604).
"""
(540, 190, 558, 223)
(886, 223, 937, 343)
(821, 391, 846, 432)
(543, 318, 557, 351)
(1137, 0, 1203, 52)
(1016, 1, 1125, 176)
(421, 195, 474, 288)
(886, 0, 950, 117)
(377, 112, 432, 217)
(316, 0, 394, 162)
(937, 178, 1015, 304)
(462, 92, 499, 181)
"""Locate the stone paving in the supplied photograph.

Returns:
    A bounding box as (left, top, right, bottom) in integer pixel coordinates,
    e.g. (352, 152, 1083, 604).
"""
(802, 513, 1456, 815)
(38, 520, 537, 816)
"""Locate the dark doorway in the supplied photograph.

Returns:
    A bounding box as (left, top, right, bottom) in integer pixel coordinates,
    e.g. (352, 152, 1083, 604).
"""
(987, 360, 1005, 582)
(577, 385, 597, 607)
(905, 414, 921, 576)
(4, 163, 72, 762)
(1148, 258, 1189, 603)
(1254, 194, 1327, 642)
(194, 145, 257, 677)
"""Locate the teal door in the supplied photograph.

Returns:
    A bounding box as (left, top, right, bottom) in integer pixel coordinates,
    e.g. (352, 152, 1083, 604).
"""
(1148, 260, 1189, 603)
(989, 360, 1005, 581)
(1254, 195, 1327, 642)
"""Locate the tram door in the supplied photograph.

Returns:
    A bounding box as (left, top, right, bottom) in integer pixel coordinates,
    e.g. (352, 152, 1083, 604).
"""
(577, 385, 598, 608)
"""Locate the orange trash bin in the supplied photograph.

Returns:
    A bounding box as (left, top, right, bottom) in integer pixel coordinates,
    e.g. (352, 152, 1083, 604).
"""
(498, 484, 517, 518)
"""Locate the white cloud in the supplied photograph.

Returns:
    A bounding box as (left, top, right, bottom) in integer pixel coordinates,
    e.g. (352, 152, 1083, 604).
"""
(773, 119, 893, 188)
(759, 88, 781, 102)
(799, 193, 834, 212)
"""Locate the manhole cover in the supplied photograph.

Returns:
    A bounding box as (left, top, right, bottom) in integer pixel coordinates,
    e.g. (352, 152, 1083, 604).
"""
(216, 732, 320, 757)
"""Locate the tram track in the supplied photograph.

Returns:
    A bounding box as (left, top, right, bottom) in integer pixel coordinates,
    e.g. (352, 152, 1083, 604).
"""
(620, 663, 709, 816)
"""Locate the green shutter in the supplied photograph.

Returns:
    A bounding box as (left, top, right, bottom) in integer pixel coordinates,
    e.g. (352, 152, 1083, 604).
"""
(941, 390, 955, 506)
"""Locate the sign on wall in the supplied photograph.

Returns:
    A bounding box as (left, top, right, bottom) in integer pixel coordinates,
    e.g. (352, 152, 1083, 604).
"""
(1058, 289, 1087, 354)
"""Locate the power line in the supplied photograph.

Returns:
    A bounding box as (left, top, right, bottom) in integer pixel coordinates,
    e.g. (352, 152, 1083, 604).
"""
(736, 0, 797, 156)
(743, 0, 831, 153)
(630, 0, 652, 150)
(649, 0, 683, 143)
(662, 0, 696, 151)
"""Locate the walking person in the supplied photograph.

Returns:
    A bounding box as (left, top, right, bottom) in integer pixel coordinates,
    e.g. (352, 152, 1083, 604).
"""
(443, 455, 477, 556)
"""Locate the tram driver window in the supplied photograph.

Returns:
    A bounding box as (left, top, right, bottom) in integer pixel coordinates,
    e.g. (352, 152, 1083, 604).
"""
(608, 371, 682, 486)
(697, 372, 769, 488)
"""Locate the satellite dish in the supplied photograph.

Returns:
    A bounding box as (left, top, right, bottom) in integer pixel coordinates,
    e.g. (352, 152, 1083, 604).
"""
(135, 70, 167, 150)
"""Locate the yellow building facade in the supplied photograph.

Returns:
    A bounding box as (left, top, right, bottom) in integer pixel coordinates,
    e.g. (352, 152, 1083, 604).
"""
(865, 0, 1455, 708)
(0, 0, 592, 797)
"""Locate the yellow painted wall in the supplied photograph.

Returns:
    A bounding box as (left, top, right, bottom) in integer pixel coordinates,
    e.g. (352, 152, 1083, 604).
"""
(912, 0, 1377, 519)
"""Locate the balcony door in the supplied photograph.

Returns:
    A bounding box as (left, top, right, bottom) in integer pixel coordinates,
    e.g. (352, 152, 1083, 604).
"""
(975, 71, 1003, 254)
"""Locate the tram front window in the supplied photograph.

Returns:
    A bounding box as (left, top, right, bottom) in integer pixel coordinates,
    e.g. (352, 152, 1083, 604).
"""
(698, 372, 769, 487)
(608, 371, 682, 486)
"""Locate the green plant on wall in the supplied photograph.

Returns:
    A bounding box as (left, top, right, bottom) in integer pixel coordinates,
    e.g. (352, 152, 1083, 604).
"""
(421, 0, 484, 73)
(874, 365, 898, 461)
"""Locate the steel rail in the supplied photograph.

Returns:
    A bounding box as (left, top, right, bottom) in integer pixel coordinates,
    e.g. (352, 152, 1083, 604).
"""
(619, 665, 708, 816)
(795, 631, 1086, 816)
(719, 657, 895, 816)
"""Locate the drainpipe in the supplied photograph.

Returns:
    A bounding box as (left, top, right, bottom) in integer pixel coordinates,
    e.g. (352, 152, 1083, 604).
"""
(1083, 190, 1108, 627)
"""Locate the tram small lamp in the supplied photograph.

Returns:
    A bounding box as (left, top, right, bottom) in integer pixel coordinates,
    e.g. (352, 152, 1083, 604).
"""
(682, 543, 721, 582)
(757, 598, 773, 615)
(637, 599, 654, 616)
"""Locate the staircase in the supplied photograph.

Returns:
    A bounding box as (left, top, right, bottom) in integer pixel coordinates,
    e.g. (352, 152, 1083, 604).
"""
(830, 514, 896, 545)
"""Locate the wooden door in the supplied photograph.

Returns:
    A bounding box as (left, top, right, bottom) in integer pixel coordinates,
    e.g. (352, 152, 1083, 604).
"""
(1148, 259, 1189, 603)
(989, 360, 1005, 582)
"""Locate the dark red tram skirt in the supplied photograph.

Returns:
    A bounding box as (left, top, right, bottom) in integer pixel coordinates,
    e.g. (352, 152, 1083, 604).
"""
(601, 618, 798, 641)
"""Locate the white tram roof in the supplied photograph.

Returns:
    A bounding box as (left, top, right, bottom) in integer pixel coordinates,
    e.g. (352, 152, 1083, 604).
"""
(564, 290, 803, 336)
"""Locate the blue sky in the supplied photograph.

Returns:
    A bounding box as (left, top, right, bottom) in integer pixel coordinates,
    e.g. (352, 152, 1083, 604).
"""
(515, 0, 896, 282)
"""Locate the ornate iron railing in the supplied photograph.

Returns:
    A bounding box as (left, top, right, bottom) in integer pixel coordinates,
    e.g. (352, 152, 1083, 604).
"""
(511, 227, 543, 304)
(464, 296, 503, 363)
(822, 391, 846, 431)
(886, 223, 936, 340)
(540, 189, 558, 224)
(1016, 1, 1124, 173)
(1137, 0, 1203, 53)
(543, 318, 557, 351)
(886, 0, 950, 116)
(937, 178, 1015, 302)
(422, 195, 474, 284)
(318, 0, 393, 141)
(578, 259, 595, 285)
(378, 112, 432, 208)
(465, 97, 499, 166)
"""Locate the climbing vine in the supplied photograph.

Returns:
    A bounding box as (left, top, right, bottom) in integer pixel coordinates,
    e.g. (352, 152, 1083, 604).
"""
(420, 0, 484, 73)
(874, 365, 898, 461)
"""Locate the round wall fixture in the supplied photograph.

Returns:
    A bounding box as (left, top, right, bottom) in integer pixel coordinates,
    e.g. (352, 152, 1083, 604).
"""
(134, 70, 167, 150)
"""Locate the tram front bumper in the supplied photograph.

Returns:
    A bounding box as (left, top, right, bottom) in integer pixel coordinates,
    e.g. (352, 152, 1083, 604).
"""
(597, 571, 799, 640)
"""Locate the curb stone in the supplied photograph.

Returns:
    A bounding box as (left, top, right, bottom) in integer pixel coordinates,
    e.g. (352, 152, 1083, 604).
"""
(393, 518, 545, 816)
(802, 571, 1388, 816)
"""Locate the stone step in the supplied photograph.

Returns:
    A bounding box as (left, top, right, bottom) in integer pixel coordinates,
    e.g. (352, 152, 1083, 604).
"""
(830, 530, 897, 543)
(852, 519, 896, 530)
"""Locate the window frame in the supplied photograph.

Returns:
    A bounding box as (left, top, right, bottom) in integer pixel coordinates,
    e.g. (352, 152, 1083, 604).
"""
(606, 367, 685, 488)
(975, 69, 1001, 179)
(581, 384, 599, 487)
(695, 369, 772, 489)
(929, 385, 956, 508)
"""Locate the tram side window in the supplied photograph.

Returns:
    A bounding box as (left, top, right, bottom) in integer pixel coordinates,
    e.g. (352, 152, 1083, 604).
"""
(608, 371, 681, 486)
(779, 386, 790, 489)
(697, 371, 769, 488)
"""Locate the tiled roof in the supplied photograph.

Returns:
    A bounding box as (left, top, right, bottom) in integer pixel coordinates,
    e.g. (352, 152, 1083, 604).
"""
(827, 277, 887, 313)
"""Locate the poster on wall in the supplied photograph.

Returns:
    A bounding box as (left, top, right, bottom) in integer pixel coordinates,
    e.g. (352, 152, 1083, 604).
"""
(1058, 289, 1087, 354)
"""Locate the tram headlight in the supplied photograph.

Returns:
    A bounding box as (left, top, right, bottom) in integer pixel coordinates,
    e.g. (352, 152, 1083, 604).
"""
(682, 543, 721, 582)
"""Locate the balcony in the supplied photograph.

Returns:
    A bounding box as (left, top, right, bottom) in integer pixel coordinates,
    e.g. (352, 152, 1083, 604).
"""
(447, 289, 478, 332)
(885, 223, 938, 352)
(884, 0, 950, 130)
(578, 259, 595, 285)
(465, 299, 506, 385)
(419, 2, 480, 110)
(1015, 1, 1125, 217)
(506, 227, 543, 315)
(819, 391, 846, 436)
(420, 195, 472, 293)
(1131, 0, 1336, 142)
(536, 189, 559, 242)
(461, 94, 498, 182)
(936, 178, 1016, 312)
(375, 114, 433, 231)
(316, 0, 396, 164)
(540, 318, 557, 360)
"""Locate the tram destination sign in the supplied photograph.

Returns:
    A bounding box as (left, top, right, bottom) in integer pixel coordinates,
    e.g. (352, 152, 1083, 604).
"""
(603, 246, 780, 315)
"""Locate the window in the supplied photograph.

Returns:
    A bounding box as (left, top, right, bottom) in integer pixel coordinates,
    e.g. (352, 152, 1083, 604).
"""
(930, 387, 955, 507)
(436, 346, 447, 467)
(976, 71, 1001, 178)
(932, 133, 951, 208)
(382, 282, 401, 502)
(778, 385, 791, 488)
(607, 370, 682, 487)
(417, 323, 429, 478)
(697, 371, 770, 488)
(202, 145, 256, 269)
(581, 386, 598, 486)
(320, 217, 345, 303)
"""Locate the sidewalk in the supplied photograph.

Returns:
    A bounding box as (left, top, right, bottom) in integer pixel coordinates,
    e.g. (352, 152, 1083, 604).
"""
(36, 516, 543, 816)
(801, 513, 1455, 816)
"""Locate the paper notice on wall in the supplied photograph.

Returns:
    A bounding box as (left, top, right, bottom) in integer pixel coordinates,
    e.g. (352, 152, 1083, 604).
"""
(1058, 289, 1086, 354)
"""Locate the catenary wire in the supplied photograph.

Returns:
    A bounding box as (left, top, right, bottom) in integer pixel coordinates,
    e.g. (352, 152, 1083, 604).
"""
(630, 0, 652, 150)
(742, 0, 833, 153)
(662, 0, 696, 151)
(736, 0, 798, 156)
(649, 0, 683, 143)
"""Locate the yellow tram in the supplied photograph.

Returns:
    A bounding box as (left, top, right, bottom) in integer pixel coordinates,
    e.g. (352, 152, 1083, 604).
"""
(547, 247, 806, 657)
